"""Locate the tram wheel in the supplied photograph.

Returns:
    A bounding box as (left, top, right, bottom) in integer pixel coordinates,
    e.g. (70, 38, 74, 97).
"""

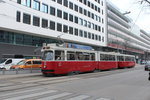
(148, 77, 150, 81)
(68, 71, 79, 76)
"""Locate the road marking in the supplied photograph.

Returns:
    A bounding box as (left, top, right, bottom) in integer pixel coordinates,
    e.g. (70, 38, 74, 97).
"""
(37, 92, 72, 100)
(96, 98, 112, 100)
(4, 90, 57, 100)
(0, 88, 44, 97)
(66, 95, 90, 100)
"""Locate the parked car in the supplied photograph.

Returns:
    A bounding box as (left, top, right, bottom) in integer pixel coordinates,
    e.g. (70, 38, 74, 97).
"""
(11, 59, 42, 69)
(0, 58, 24, 70)
(145, 61, 150, 71)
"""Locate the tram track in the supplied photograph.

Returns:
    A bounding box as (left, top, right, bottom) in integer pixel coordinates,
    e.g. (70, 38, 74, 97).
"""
(0, 66, 143, 93)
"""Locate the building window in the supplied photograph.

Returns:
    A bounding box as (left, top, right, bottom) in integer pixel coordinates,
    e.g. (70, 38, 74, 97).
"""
(98, 26, 101, 32)
(102, 37, 104, 42)
(102, 28, 104, 33)
(91, 3, 94, 9)
(84, 31, 87, 38)
(41, 3, 48, 13)
(17, 0, 21, 4)
(33, 0, 40, 10)
(91, 13, 94, 19)
(16, 11, 21, 22)
(95, 5, 97, 11)
(42, 19, 48, 28)
(88, 21, 91, 28)
(63, 12, 68, 20)
(57, 9, 62, 18)
(69, 2, 73, 10)
(74, 16, 78, 24)
(84, 9, 87, 16)
(23, 0, 31, 7)
(88, 11, 91, 17)
(74, 5, 78, 12)
(57, 23, 62, 32)
(63, 25, 68, 33)
(79, 0, 82, 3)
(95, 25, 98, 31)
(88, 32, 91, 39)
(79, 18, 83, 25)
(63, 0, 68, 7)
(69, 14, 73, 22)
(50, 6, 55, 16)
(92, 34, 94, 40)
(69, 27, 73, 35)
(84, 0, 87, 5)
(95, 35, 98, 40)
(88, 1, 90, 7)
(79, 7, 83, 14)
(50, 21, 55, 30)
(83, 20, 87, 27)
(57, 0, 62, 5)
(99, 36, 101, 41)
(33, 16, 40, 27)
(23, 13, 31, 24)
(74, 28, 78, 36)
(79, 30, 83, 37)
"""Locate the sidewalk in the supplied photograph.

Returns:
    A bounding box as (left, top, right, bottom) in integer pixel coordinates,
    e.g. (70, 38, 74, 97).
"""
(0, 73, 42, 80)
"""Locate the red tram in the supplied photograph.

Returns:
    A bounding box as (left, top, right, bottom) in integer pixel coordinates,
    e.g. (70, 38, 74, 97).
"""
(41, 44, 135, 76)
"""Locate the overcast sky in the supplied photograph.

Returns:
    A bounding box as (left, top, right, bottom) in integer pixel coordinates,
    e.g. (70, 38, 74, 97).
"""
(108, 0, 150, 33)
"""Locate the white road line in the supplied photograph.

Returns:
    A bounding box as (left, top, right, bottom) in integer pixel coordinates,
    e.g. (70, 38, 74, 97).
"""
(4, 90, 57, 100)
(37, 92, 72, 100)
(96, 98, 112, 100)
(0, 88, 44, 97)
(66, 95, 90, 100)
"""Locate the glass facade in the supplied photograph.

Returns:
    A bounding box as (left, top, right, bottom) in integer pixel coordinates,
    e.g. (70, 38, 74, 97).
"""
(0, 30, 57, 47)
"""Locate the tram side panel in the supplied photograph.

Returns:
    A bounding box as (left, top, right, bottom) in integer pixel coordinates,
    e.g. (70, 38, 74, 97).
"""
(117, 56, 135, 68)
(98, 53, 118, 70)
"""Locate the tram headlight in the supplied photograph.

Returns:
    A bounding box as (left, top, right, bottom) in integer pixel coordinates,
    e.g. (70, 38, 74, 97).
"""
(44, 65, 47, 68)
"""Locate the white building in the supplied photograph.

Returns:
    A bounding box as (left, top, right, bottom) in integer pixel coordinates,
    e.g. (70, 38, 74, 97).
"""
(0, 0, 106, 58)
(106, 1, 150, 62)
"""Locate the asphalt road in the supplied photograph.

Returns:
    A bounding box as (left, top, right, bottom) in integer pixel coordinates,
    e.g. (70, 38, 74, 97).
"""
(0, 65, 149, 100)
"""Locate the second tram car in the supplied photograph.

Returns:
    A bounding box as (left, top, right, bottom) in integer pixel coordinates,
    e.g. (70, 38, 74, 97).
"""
(41, 44, 135, 76)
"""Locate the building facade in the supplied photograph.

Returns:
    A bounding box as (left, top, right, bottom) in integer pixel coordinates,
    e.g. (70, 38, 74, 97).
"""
(0, 0, 107, 58)
(106, 1, 150, 63)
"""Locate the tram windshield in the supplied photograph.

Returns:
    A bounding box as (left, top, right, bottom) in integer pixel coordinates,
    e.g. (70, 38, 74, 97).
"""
(43, 51, 54, 61)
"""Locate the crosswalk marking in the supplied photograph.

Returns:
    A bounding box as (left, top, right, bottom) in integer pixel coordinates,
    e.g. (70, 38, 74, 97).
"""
(96, 98, 112, 100)
(4, 90, 57, 100)
(37, 92, 72, 100)
(66, 95, 90, 100)
(0, 88, 44, 97)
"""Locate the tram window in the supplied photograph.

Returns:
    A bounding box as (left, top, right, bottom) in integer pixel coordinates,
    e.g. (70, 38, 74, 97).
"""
(125, 56, 130, 61)
(100, 54, 105, 61)
(43, 51, 53, 60)
(117, 56, 124, 61)
(109, 55, 115, 61)
(90, 53, 95, 61)
(82, 52, 90, 60)
(76, 52, 84, 60)
(67, 51, 75, 60)
(55, 50, 65, 60)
